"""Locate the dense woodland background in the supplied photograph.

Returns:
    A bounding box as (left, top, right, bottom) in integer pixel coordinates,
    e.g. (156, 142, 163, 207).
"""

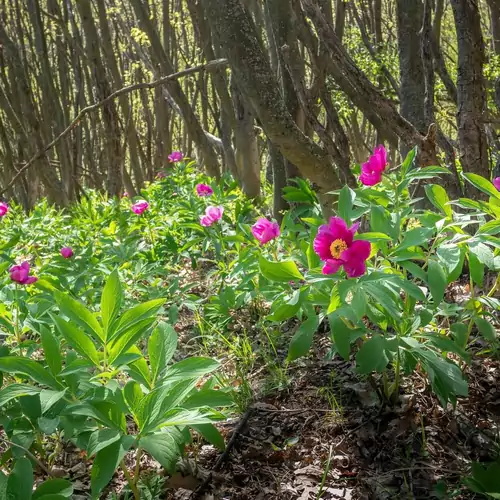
(0, 0, 499, 214)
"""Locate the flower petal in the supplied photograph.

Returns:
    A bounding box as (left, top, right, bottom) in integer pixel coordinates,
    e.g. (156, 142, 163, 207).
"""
(322, 259, 343, 275)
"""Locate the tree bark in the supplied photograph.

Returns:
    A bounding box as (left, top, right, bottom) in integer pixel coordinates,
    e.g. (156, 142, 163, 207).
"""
(201, 0, 342, 204)
(450, 0, 489, 186)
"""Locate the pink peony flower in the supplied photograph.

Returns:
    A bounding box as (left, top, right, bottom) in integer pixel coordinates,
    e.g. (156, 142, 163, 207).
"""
(0, 201, 8, 217)
(60, 247, 73, 259)
(168, 151, 184, 163)
(196, 183, 214, 197)
(252, 218, 280, 245)
(9, 261, 38, 285)
(493, 177, 500, 191)
(359, 145, 387, 186)
(200, 206, 224, 227)
(131, 200, 149, 215)
(313, 217, 371, 278)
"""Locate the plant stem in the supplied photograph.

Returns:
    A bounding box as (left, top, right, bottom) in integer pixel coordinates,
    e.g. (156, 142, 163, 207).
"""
(14, 285, 20, 344)
(120, 459, 140, 500)
(133, 447, 142, 485)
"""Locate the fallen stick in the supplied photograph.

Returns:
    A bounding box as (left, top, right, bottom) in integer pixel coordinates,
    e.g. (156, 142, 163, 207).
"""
(190, 407, 253, 498)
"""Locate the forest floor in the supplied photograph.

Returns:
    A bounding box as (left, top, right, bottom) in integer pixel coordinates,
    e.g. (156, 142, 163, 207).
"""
(31, 269, 500, 500)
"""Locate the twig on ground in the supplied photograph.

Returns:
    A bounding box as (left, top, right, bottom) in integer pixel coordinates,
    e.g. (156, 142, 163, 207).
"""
(190, 407, 253, 498)
(0, 59, 229, 196)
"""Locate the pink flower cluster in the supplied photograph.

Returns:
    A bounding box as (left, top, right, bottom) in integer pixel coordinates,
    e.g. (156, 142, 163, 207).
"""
(196, 183, 214, 197)
(360, 145, 387, 186)
(131, 200, 149, 215)
(200, 206, 224, 227)
(313, 217, 371, 278)
(0, 201, 8, 217)
(251, 218, 280, 245)
(9, 262, 38, 285)
(168, 151, 184, 163)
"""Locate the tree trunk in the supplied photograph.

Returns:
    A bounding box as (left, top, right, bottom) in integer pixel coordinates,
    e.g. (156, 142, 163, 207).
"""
(450, 0, 489, 187)
(202, 0, 342, 205)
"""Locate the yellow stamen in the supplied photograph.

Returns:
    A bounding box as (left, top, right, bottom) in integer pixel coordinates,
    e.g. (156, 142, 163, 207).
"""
(330, 239, 348, 259)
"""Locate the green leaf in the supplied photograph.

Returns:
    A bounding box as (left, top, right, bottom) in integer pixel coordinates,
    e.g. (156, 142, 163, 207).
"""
(148, 322, 178, 384)
(40, 328, 62, 376)
(469, 241, 495, 268)
(91, 436, 135, 498)
(463, 173, 500, 200)
(110, 299, 166, 342)
(450, 323, 468, 348)
(192, 424, 225, 450)
(329, 315, 353, 360)
(86, 429, 121, 457)
(258, 256, 304, 282)
(40, 389, 67, 414)
(182, 389, 233, 409)
(0, 384, 41, 407)
(108, 318, 156, 366)
(477, 219, 500, 236)
(436, 244, 462, 276)
(124, 381, 145, 427)
(475, 317, 496, 342)
(468, 252, 484, 287)
(7, 457, 33, 500)
(356, 335, 392, 374)
(338, 185, 355, 224)
(370, 206, 398, 241)
(395, 227, 433, 253)
(400, 147, 417, 177)
(100, 269, 123, 338)
(427, 260, 447, 306)
(355, 232, 392, 241)
(33, 479, 73, 499)
(163, 357, 220, 383)
(139, 428, 186, 473)
(287, 315, 319, 361)
(57, 293, 104, 344)
(0, 357, 62, 390)
(37, 416, 60, 435)
(52, 316, 100, 366)
(399, 261, 427, 282)
(157, 408, 220, 427)
(425, 184, 452, 217)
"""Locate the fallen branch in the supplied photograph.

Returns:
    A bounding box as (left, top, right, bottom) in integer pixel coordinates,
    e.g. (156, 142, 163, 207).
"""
(0, 59, 229, 196)
(190, 407, 253, 498)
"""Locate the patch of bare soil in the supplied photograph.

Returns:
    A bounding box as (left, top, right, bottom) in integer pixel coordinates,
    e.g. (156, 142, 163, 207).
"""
(167, 354, 500, 500)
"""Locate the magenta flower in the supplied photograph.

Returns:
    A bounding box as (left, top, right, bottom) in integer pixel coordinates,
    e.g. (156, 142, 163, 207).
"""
(9, 262, 38, 285)
(252, 218, 280, 245)
(131, 200, 149, 215)
(122, 192, 129, 198)
(168, 151, 184, 163)
(359, 145, 387, 186)
(196, 183, 214, 197)
(200, 206, 224, 227)
(313, 217, 371, 278)
(0, 201, 8, 217)
(60, 247, 73, 259)
(493, 177, 500, 191)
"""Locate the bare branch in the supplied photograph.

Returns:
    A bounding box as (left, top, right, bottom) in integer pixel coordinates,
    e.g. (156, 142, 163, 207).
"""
(0, 59, 229, 196)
